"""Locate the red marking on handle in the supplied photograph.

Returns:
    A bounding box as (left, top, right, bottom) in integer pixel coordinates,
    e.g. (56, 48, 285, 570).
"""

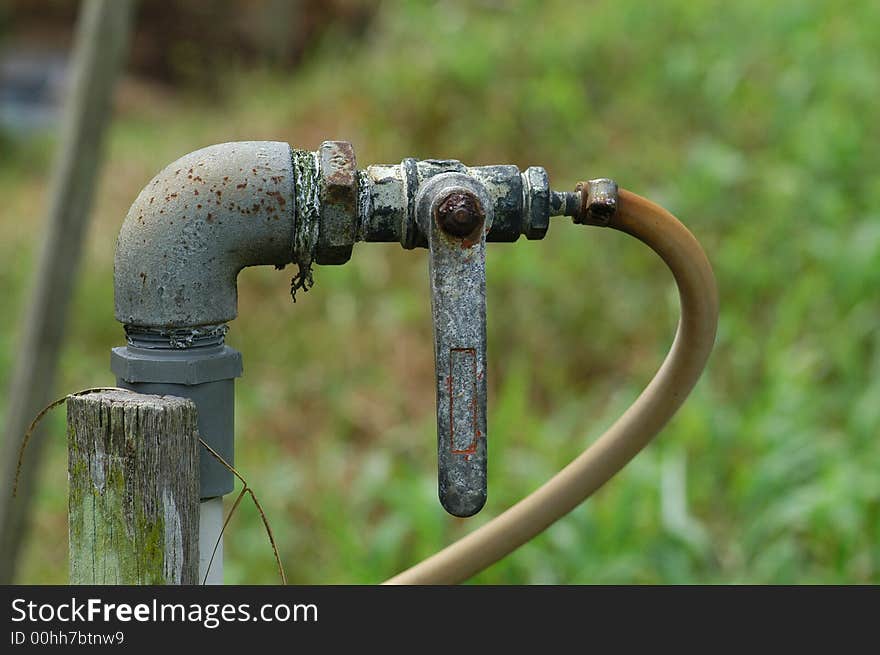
(449, 347, 479, 455)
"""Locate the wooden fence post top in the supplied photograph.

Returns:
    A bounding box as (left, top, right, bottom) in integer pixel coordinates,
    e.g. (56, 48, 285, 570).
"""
(69, 389, 197, 410)
(68, 389, 200, 585)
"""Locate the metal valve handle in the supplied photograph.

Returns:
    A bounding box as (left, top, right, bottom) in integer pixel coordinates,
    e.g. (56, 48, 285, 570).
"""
(416, 173, 494, 517)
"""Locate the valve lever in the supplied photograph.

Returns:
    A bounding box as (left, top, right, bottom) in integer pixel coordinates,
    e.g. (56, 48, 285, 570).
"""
(417, 173, 493, 517)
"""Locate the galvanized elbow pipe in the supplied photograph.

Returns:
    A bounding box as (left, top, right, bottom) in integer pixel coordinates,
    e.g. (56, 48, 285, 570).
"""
(114, 141, 298, 328)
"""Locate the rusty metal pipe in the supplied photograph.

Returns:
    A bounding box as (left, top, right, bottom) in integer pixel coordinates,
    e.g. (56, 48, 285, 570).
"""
(114, 141, 299, 329)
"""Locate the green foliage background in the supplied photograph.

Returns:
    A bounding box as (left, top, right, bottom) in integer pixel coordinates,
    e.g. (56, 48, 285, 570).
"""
(1, 0, 878, 583)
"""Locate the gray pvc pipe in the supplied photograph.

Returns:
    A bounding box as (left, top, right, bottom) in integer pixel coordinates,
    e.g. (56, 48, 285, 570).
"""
(199, 497, 224, 585)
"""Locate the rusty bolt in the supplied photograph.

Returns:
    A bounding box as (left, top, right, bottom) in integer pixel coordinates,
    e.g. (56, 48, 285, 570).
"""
(435, 190, 485, 238)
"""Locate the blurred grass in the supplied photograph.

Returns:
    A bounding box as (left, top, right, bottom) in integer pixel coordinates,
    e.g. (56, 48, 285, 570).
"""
(2, 0, 879, 583)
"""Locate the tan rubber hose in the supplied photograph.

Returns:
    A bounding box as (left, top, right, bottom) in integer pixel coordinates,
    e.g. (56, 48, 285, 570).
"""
(384, 189, 719, 584)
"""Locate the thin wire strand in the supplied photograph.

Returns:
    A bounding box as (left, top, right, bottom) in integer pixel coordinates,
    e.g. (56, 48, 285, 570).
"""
(13, 387, 130, 497)
(202, 487, 247, 585)
(199, 439, 288, 585)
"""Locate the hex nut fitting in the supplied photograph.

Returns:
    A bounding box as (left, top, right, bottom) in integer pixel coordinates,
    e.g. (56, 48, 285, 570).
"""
(522, 166, 550, 239)
(316, 140, 358, 265)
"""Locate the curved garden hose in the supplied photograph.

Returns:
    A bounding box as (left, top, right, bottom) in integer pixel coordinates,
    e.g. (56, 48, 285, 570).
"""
(385, 188, 719, 584)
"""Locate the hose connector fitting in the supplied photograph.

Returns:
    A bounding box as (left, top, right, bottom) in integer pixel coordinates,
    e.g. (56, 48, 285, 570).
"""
(574, 178, 619, 227)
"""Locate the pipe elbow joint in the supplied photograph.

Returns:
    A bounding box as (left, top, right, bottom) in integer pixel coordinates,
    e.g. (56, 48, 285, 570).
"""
(114, 141, 297, 329)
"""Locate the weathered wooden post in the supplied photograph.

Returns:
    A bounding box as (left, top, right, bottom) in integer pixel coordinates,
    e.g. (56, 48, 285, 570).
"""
(67, 390, 200, 584)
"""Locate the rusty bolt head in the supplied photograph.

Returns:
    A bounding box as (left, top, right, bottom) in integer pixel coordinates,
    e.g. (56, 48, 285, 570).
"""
(435, 190, 485, 238)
